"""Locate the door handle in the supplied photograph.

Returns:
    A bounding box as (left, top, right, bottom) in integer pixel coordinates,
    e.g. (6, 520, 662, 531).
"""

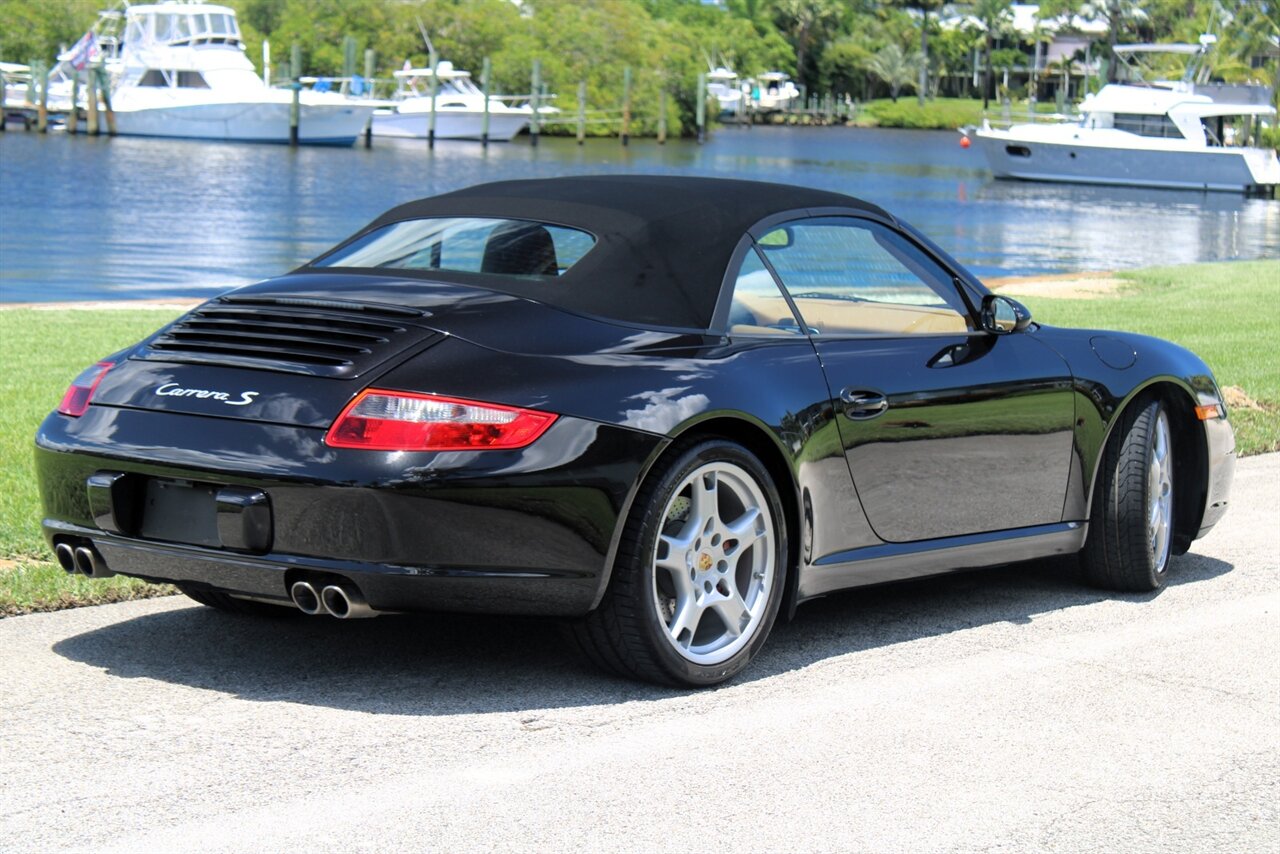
(839, 388, 889, 419)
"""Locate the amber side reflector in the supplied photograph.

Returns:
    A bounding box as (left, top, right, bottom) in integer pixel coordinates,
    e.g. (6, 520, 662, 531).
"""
(1195, 404, 1225, 421)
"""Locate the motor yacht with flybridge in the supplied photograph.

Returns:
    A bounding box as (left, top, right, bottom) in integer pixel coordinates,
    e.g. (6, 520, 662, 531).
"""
(974, 39, 1279, 194)
(57, 1, 374, 144)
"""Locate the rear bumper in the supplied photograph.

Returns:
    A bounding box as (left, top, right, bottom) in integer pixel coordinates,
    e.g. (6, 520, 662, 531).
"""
(1196, 414, 1236, 538)
(36, 405, 664, 616)
(43, 520, 597, 615)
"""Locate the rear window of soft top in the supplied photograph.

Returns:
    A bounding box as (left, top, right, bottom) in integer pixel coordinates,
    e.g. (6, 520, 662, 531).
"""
(312, 217, 596, 279)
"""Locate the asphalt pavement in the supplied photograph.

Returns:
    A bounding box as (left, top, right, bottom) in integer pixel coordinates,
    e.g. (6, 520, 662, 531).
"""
(2, 454, 1277, 853)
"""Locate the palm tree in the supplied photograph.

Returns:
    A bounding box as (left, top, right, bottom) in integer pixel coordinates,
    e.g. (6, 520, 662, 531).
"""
(1039, 0, 1146, 83)
(770, 0, 841, 90)
(892, 0, 944, 105)
(867, 43, 924, 102)
(971, 0, 1013, 108)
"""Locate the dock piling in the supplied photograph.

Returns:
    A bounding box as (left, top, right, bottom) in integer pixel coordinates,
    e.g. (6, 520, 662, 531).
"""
(695, 72, 706, 144)
(36, 61, 48, 133)
(530, 59, 541, 148)
(427, 49, 438, 149)
(67, 75, 78, 135)
(97, 66, 115, 135)
(289, 43, 301, 146)
(86, 69, 99, 135)
(342, 35, 357, 80)
(576, 80, 586, 145)
(657, 88, 667, 144)
(363, 48, 375, 148)
(480, 56, 491, 147)
(620, 66, 631, 146)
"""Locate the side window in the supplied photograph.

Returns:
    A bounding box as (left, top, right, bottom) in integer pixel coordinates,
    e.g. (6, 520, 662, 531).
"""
(726, 248, 803, 336)
(757, 218, 972, 336)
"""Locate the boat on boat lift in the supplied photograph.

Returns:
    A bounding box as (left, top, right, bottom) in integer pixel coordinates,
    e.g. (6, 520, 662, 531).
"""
(973, 39, 1279, 193)
(706, 66, 743, 115)
(371, 62, 554, 142)
(751, 71, 800, 113)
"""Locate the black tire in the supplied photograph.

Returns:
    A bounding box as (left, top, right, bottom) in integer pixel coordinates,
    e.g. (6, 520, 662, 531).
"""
(178, 584, 298, 617)
(569, 439, 788, 687)
(1081, 396, 1175, 592)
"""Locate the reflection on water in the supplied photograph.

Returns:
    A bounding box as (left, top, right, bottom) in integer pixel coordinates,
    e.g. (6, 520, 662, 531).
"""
(1, 126, 1276, 302)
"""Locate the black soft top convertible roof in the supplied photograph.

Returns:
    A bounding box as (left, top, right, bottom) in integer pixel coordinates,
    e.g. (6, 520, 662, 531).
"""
(309, 176, 891, 330)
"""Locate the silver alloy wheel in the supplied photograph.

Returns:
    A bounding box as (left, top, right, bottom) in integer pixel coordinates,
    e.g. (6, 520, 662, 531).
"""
(651, 461, 776, 666)
(1149, 410, 1174, 573)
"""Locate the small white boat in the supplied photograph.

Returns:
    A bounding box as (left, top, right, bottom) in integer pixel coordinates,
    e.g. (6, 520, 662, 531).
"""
(371, 62, 551, 142)
(68, 2, 375, 144)
(1, 61, 33, 107)
(1, 61, 77, 114)
(707, 66, 742, 115)
(752, 72, 799, 113)
(975, 42, 1280, 193)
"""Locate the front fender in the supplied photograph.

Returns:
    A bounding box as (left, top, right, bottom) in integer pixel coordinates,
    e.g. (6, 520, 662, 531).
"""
(1034, 327, 1234, 542)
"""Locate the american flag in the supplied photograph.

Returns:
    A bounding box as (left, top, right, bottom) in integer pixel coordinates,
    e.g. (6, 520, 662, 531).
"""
(64, 31, 98, 71)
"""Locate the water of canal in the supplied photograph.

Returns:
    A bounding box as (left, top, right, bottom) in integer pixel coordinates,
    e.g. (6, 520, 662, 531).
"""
(1, 126, 1276, 302)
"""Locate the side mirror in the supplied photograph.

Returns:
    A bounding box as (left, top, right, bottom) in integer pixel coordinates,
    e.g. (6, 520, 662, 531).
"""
(980, 294, 1032, 335)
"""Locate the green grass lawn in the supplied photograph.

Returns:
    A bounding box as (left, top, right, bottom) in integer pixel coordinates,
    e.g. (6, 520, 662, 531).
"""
(853, 97, 1058, 130)
(0, 308, 183, 615)
(0, 259, 1275, 616)
(1014, 260, 1280, 456)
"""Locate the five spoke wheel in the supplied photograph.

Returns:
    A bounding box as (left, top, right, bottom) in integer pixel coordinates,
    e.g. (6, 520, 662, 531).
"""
(572, 439, 786, 686)
(652, 462, 775, 666)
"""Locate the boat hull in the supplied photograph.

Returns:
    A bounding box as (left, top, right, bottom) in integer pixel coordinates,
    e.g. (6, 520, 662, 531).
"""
(91, 100, 374, 145)
(976, 130, 1279, 193)
(371, 110, 529, 142)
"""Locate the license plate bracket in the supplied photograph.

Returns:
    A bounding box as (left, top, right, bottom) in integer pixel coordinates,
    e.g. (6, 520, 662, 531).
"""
(139, 479, 221, 547)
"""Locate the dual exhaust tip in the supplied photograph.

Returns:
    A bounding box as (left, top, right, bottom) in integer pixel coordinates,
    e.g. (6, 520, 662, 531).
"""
(55, 542, 114, 578)
(289, 580, 376, 619)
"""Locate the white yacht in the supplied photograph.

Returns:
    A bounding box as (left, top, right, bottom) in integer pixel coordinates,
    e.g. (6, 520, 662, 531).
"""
(752, 72, 800, 113)
(706, 66, 742, 115)
(975, 43, 1279, 193)
(371, 62, 550, 142)
(65, 2, 374, 144)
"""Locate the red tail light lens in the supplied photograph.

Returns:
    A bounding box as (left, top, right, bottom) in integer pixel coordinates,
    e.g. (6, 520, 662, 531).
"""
(57, 361, 114, 417)
(325, 390, 557, 451)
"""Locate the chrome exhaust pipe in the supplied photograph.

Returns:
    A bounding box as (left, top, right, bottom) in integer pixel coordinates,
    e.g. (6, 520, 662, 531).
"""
(320, 584, 377, 619)
(54, 543, 77, 574)
(72, 545, 115, 578)
(289, 581, 323, 615)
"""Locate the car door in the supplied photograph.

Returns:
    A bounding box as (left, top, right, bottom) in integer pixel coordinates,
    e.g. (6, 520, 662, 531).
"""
(755, 215, 1076, 544)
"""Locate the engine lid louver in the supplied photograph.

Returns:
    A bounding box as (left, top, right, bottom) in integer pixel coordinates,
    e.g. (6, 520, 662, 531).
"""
(136, 296, 439, 378)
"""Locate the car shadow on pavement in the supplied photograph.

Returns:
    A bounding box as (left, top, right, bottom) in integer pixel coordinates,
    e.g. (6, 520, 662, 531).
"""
(52, 551, 1233, 715)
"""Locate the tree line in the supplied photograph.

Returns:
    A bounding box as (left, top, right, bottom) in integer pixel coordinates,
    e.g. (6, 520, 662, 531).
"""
(1, 0, 1275, 135)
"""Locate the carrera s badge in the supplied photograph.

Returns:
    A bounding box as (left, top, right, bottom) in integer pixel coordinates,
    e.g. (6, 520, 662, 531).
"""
(155, 383, 259, 406)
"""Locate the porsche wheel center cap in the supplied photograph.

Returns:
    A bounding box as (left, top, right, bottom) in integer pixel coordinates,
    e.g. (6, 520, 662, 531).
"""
(697, 553, 713, 571)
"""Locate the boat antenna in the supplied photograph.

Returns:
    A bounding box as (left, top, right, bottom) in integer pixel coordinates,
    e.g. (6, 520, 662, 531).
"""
(415, 16, 436, 59)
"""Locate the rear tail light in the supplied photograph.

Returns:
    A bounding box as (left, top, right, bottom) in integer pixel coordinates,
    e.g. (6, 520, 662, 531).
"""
(57, 361, 114, 417)
(325, 389, 557, 451)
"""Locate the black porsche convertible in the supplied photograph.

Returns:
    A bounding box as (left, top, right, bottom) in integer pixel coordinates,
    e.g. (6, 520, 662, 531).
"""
(36, 176, 1235, 686)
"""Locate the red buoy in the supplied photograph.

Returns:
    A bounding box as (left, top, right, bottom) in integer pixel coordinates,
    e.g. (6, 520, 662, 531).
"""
(959, 136, 971, 149)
